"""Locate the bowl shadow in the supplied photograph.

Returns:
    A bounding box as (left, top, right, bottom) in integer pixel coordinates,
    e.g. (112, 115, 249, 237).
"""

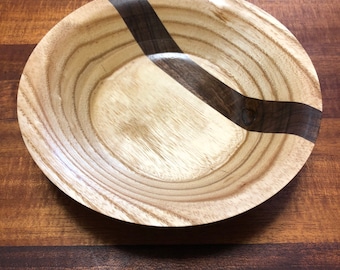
(50, 171, 301, 247)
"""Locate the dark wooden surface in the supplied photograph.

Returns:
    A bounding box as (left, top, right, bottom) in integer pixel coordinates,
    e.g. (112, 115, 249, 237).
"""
(0, 0, 339, 268)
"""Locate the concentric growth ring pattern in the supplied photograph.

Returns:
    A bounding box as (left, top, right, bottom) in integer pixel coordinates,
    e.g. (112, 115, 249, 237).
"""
(17, 0, 322, 226)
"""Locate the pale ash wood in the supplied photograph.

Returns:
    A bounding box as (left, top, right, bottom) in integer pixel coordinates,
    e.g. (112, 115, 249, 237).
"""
(91, 56, 245, 182)
(1, 120, 339, 245)
(17, 0, 322, 226)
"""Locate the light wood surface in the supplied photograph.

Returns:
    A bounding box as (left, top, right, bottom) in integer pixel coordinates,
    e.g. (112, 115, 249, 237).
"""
(0, 0, 339, 268)
(16, 0, 322, 226)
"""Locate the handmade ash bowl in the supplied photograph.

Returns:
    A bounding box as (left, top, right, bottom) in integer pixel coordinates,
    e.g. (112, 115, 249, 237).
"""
(17, 0, 322, 226)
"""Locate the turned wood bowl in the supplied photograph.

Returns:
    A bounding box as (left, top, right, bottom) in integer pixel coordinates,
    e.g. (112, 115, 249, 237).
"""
(17, 0, 322, 226)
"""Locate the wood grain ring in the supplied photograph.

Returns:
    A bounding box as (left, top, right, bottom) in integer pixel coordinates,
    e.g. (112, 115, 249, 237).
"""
(17, 0, 322, 226)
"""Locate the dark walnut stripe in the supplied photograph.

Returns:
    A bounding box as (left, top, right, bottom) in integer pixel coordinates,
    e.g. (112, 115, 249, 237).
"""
(109, 0, 183, 54)
(109, 0, 322, 143)
(150, 53, 321, 143)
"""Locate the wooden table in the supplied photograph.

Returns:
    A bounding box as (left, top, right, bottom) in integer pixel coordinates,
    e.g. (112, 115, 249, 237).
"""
(1, 0, 339, 268)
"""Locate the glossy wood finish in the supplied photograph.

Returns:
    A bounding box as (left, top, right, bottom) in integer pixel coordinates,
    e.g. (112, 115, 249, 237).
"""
(111, 0, 321, 142)
(0, 0, 339, 268)
(16, 0, 322, 226)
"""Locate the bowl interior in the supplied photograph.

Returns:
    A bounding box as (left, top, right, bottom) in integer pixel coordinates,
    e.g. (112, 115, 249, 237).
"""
(17, 0, 322, 226)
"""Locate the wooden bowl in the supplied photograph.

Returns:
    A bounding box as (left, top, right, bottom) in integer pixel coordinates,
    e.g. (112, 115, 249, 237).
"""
(17, 0, 322, 226)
